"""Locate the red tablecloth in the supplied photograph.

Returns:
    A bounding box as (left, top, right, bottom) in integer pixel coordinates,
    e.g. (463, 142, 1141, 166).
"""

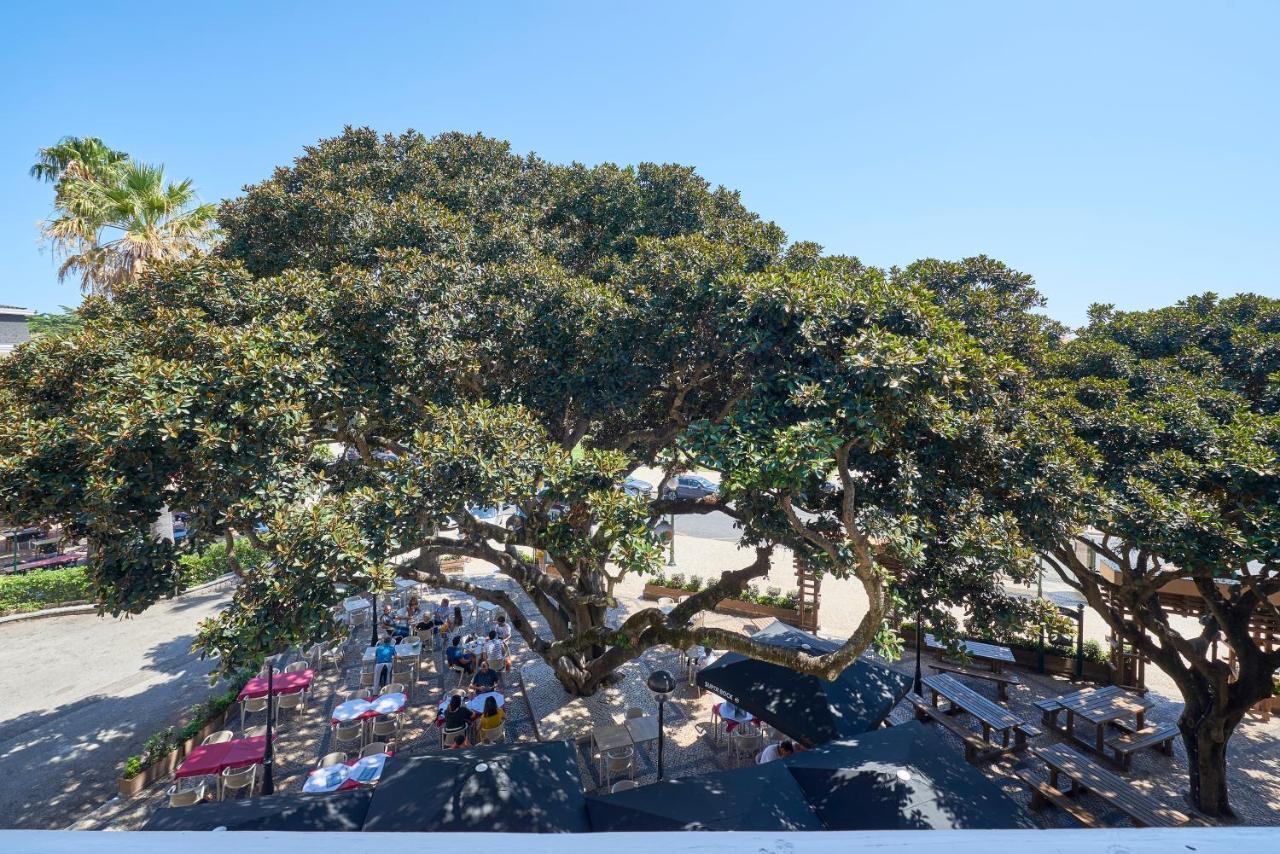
(175, 736, 268, 779)
(238, 670, 314, 700)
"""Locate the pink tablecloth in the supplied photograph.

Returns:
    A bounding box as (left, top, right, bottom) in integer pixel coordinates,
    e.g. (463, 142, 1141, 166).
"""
(175, 736, 268, 779)
(238, 670, 315, 700)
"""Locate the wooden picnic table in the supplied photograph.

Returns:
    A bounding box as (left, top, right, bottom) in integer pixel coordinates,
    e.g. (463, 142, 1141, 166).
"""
(1027, 742, 1190, 828)
(919, 673, 1036, 756)
(924, 634, 1016, 673)
(1055, 685, 1153, 755)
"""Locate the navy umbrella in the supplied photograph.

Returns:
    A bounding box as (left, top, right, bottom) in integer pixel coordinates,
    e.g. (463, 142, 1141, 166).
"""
(585, 761, 823, 831)
(142, 790, 372, 831)
(361, 741, 590, 832)
(784, 720, 1036, 830)
(696, 621, 911, 746)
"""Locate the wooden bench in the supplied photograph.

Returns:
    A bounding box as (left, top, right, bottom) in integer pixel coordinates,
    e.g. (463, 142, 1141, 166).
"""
(928, 660, 1020, 700)
(918, 675, 1039, 757)
(1012, 766, 1104, 827)
(1028, 742, 1192, 828)
(1034, 697, 1063, 727)
(909, 694, 992, 763)
(1104, 723, 1178, 770)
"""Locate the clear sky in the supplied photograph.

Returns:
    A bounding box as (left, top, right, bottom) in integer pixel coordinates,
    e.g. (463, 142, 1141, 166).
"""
(1, 1, 1276, 324)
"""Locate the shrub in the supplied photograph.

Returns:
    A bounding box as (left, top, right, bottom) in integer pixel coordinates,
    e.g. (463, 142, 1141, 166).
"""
(683, 576, 704, 592)
(141, 727, 177, 764)
(0, 566, 90, 614)
(122, 755, 143, 779)
(178, 540, 265, 588)
(649, 572, 669, 588)
(766, 586, 782, 600)
(668, 573, 686, 589)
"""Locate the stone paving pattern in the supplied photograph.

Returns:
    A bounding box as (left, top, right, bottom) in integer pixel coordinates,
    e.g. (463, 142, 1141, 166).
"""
(82, 555, 1280, 829)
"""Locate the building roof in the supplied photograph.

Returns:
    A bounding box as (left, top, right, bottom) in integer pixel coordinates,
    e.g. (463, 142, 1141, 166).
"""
(0, 305, 34, 316)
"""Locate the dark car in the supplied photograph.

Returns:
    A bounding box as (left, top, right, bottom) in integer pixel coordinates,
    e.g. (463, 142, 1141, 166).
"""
(662, 474, 719, 500)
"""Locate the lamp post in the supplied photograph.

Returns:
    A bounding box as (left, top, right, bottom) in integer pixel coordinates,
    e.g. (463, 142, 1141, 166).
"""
(647, 669, 676, 781)
(912, 610, 923, 696)
(370, 591, 379, 647)
(261, 655, 275, 795)
(667, 512, 676, 566)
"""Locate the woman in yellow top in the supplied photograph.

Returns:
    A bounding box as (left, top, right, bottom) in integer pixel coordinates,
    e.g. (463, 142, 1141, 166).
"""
(479, 695, 504, 734)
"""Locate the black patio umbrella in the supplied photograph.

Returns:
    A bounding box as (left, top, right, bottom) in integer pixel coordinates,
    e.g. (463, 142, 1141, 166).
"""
(361, 740, 590, 832)
(783, 720, 1036, 830)
(695, 621, 912, 746)
(142, 790, 372, 832)
(584, 760, 823, 831)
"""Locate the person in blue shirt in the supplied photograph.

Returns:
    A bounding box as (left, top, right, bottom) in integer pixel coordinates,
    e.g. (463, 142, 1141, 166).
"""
(445, 635, 476, 675)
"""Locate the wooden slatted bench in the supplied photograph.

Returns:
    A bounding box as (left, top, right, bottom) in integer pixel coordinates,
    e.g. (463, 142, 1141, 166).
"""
(1012, 765, 1104, 827)
(917, 675, 1039, 760)
(927, 660, 1020, 700)
(1034, 697, 1064, 728)
(1104, 723, 1178, 770)
(909, 694, 991, 763)
(1027, 742, 1192, 828)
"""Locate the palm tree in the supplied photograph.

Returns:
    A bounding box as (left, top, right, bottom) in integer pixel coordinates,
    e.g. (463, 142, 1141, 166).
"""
(30, 136, 128, 188)
(41, 161, 216, 297)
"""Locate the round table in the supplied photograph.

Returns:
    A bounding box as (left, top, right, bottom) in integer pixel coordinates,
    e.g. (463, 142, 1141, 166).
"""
(438, 691, 505, 715)
(394, 578, 420, 590)
(303, 763, 351, 793)
(719, 701, 754, 724)
(332, 699, 373, 724)
(370, 692, 406, 716)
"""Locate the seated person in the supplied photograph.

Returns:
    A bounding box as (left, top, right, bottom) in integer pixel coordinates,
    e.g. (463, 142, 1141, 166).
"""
(470, 659, 502, 694)
(421, 597, 451, 634)
(452, 605, 466, 631)
(443, 693, 477, 732)
(494, 614, 512, 641)
(478, 695, 504, 736)
(405, 596, 422, 624)
(756, 739, 796, 764)
(445, 635, 476, 674)
(447, 733, 471, 750)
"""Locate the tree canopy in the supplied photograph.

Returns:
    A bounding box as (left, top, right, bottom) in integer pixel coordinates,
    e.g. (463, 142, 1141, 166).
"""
(1039, 292, 1280, 816)
(0, 128, 1066, 697)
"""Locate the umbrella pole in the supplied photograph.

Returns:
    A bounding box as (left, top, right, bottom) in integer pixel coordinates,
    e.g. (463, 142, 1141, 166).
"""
(656, 696, 665, 781)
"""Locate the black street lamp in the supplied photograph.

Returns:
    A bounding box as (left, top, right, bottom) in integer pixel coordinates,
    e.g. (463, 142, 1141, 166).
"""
(370, 591, 379, 647)
(912, 610, 923, 696)
(261, 656, 275, 795)
(646, 669, 676, 781)
(667, 512, 676, 566)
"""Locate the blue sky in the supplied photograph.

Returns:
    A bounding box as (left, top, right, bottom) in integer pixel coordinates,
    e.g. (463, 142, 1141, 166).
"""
(1, 1, 1276, 324)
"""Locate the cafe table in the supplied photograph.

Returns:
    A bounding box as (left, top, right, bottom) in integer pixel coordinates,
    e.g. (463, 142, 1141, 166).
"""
(238, 670, 314, 701)
(176, 736, 268, 779)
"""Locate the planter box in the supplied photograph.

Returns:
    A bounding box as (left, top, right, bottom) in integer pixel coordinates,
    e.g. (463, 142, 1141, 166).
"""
(642, 584, 804, 629)
(1250, 694, 1280, 721)
(439, 558, 466, 573)
(180, 707, 233, 754)
(899, 627, 1113, 684)
(117, 748, 179, 798)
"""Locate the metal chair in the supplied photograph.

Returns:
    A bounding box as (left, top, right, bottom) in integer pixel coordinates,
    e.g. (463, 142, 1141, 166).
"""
(441, 724, 468, 749)
(274, 689, 306, 724)
(370, 716, 400, 745)
(732, 723, 763, 765)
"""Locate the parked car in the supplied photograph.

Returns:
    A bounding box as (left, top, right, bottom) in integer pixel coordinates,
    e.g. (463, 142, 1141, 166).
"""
(621, 477, 654, 498)
(662, 474, 719, 500)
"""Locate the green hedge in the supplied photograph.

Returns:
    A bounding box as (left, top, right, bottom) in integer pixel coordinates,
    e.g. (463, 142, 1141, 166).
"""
(0, 566, 90, 614)
(648, 572, 800, 611)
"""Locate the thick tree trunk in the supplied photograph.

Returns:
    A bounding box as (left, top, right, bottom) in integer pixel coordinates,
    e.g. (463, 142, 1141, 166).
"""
(1180, 708, 1236, 817)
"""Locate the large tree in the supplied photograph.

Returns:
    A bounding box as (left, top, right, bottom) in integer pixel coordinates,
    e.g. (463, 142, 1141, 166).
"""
(0, 129, 1067, 696)
(1037, 294, 1280, 817)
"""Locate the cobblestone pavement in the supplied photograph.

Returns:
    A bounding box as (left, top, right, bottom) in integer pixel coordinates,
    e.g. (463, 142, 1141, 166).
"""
(86, 554, 1280, 830)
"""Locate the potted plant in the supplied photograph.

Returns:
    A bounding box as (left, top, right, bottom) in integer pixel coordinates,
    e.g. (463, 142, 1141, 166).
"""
(438, 554, 466, 573)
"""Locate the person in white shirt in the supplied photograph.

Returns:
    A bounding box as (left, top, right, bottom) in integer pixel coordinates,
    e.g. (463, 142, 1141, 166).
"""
(756, 740, 796, 764)
(482, 629, 509, 671)
(494, 615, 512, 641)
